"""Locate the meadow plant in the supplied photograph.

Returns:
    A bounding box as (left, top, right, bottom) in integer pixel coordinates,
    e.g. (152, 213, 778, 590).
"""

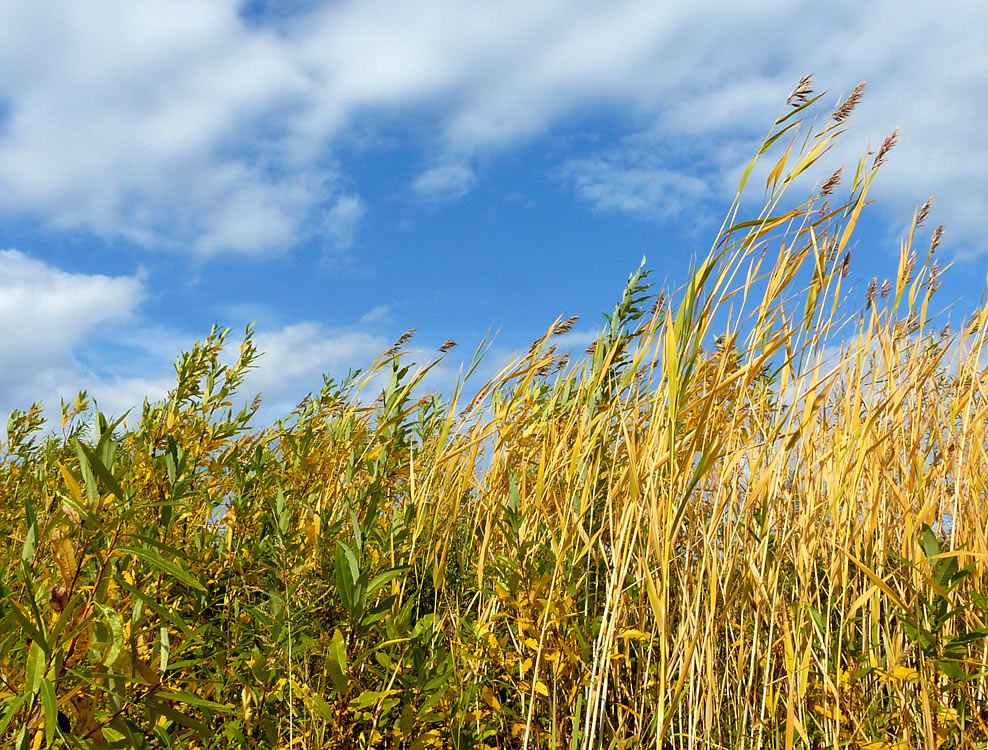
(2, 77, 987, 749)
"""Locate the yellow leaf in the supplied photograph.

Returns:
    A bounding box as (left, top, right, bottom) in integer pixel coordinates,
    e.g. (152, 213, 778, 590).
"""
(766, 137, 794, 192)
(481, 686, 501, 711)
(886, 666, 919, 683)
(534, 680, 549, 697)
(59, 462, 84, 505)
(616, 628, 651, 642)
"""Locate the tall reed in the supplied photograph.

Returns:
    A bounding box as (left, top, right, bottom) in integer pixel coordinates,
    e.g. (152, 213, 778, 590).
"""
(2, 77, 986, 749)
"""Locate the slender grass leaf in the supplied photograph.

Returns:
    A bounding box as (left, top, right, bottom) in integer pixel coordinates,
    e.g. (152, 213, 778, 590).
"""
(122, 546, 206, 592)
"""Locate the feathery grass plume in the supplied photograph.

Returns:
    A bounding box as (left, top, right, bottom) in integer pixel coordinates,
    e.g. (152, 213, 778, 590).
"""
(881, 277, 891, 298)
(552, 315, 579, 336)
(873, 126, 899, 168)
(787, 73, 813, 105)
(438, 338, 457, 353)
(820, 167, 843, 196)
(383, 327, 416, 357)
(916, 195, 934, 226)
(840, 249, 851, 278)
(930, 223, 944, 253)
(832, 80, 865, 122)
(866, 276, 878, 309)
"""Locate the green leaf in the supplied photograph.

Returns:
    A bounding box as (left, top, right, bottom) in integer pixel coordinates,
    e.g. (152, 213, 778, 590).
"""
(10, 601, 48, 656)
(97, 603, 124, 666)
(350, 689, 400, 711)
(116, 575, 194, 635)
(327, 629, 348, 696)
(40, 678, 58, 746)
(122, 546, 206, 592)
(334, 546, 354, 614)
(25, 640, 45, 695)
(0, 693, 28, 737)
(311, 693, 334, 721)
(159, 626, 171, 674)
(20, 516, 36, 566)
(77, 441, 127, 501)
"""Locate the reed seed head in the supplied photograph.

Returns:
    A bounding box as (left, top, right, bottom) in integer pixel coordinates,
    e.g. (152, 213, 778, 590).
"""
(552, 316, 580, 336)
(787, 74, 813, 106)
(917, 196, 934, 227)
(833, 80, 865, 122)
(820, 168, 842, 197)
(873, 127, 899, 168)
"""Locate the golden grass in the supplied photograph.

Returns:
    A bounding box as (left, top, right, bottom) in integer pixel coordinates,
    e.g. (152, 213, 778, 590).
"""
(2, 76, 987, 749)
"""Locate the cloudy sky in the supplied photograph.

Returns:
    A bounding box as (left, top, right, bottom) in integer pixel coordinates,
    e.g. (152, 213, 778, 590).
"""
(1, 0, 985, 424)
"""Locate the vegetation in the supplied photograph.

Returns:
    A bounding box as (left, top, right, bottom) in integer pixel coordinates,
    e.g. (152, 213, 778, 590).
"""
(2, 77, 987, 749)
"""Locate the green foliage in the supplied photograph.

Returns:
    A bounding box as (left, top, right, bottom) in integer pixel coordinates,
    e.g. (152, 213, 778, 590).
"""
(3, 80, 988, 750)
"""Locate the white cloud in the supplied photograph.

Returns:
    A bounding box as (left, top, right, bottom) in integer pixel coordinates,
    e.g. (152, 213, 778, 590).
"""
(323, 195, 366, 252)
(242, 323, 388, 418)
(0, 250, 143, 368)
(0, 0, 984, 255)
(412, 163, 477, 202)
(559, 155, 711, 221)
(360, 304, 391, 324)
(0, 249, 155, 418)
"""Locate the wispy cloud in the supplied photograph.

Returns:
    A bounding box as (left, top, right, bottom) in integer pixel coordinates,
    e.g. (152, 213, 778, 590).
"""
(359, 304, 391, 324)
(324, 195, 366, 252)
(412, 163, 477, 202)
(0, 1, 984, 255)
(559, 155, 711, 222)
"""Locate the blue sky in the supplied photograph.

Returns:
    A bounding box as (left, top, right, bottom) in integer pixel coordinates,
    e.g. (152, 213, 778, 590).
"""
(1, 0, 986, 423)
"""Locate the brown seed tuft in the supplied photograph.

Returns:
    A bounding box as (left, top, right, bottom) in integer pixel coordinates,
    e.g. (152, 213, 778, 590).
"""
(585, 340, 599, 357)
(820, 168, 843, 197)
(840, 251, 851, 279)
(916, 196, 934, 227)
(384, 329, 417, 357)
(787, 74, 813, 106)
(866, 277, 877, 310)
(833, 81, 865, 122)
(880, 279, 891, 298)
(873, 128, 899, 168)
(552, 316, 580, 336)
(930, 224, 944, 253)
(438, 339, 457, 353)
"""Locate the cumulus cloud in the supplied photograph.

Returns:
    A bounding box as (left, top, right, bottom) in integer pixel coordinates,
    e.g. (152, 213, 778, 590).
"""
(0, 0, 984, 255)
(0, 250, 390, 425)
(412, 164, 477, 202)
(0, 249, 156, 418)
(0, 250, 143, 368)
